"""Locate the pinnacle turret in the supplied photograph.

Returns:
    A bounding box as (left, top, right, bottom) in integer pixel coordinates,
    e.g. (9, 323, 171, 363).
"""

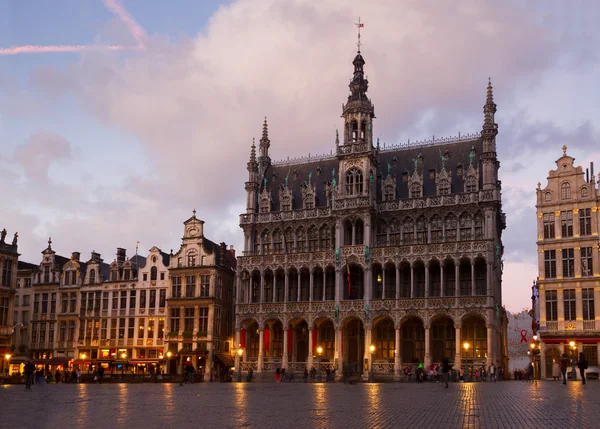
(482, 78, 497, 137)
(259, 117, 271, 162)
(247, 138, 257, 172)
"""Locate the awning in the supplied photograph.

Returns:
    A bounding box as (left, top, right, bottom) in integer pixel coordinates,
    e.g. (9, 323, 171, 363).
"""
(7, 356, 28, 364)
(215, 353, 234, 367)
(33, 357, 72, 365)
(129, 360, 160, 365)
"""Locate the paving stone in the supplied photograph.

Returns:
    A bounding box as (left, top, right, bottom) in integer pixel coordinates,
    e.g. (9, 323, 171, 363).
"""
(0, 380, 596, 428)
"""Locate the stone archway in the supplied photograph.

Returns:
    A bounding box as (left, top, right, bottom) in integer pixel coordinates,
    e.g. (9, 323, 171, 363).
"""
(343, 318, 365, 374)
(430, 316, 456, 364)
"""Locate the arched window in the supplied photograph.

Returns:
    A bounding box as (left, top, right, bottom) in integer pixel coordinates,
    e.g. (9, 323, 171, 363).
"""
(581, 187, 588, 198)
(346, 169, 363, 196)
(416, 216, 427, 244)
(376, 220, 387, 247)
(346, 170, 354, 195)
(284, 228, 295, 253)
(430, 216, 442, 243)
(281, 196, 291, 211)
(273, 229, 283, 253)
(410, 182, 421, 198)
(351, 120, 358, 142)
(308, 226, 319, 251)
(343, 219, 353, 245)
(560, 182, 571, 200)
(355, 219, 364, 244)
(402, 217, 414, 244)
(296, 227, 306, 252)
(438, 180, 450, 195)
(465, 178, 477, 193)
(260, 197, 270, 213)
(355, 170, 363, 194)
(459, 213, 472, 240)
(262, 230, 272, 254)
(319, 224, 331, 250)
(544, 192, 552, 202)
(444, 214, 457, 241)
(151, 266, 157, 281)
(360, 121, 367, 140)
(89, 269, 96, 285)
(384, 185, 394, 201)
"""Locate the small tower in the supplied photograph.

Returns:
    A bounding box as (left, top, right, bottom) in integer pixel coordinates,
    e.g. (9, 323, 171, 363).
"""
(245, 139, 259, 214)
(481, 78, 499, 190)
(258, 117, 271, 176)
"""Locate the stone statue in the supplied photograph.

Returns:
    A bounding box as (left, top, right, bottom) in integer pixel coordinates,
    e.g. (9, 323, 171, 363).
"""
(364, 304, 370, 321)
(12, 232, 18, 246)
(335, 305, 340, 320)
(439, 149, 446, 170)
(0, 228, 6, 243)
(387, 161, 391, 175)
(263, 177, 267, 188)
(364, 245, 370, 261)
(308, 172, 312, 185)
(335, 248, 340, 265)
(332, 168, 337, 188)
(469, 146, 475, 165)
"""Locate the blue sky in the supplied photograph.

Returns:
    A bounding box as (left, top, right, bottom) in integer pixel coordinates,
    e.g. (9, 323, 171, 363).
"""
(1, 0, 599, 313)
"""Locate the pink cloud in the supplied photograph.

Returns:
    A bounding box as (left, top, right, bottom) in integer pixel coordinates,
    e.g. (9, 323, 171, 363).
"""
(0, 0, 145, 55)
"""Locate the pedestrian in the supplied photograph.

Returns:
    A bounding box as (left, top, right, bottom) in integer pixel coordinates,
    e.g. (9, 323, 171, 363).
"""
(459, 367, 464, 382)
(98, 365, 104, 384)
(552, 359, 560, 381)
(275, 367, 281, 382)
(24, 361, 35, 390)
(55, 369, 61, 384)
(489, 363, 496, 383)
(577, 352, 588, 385)
(441, 357, 450, 388)
(560, 353, 569, 384)
(304, 367, 309, 382)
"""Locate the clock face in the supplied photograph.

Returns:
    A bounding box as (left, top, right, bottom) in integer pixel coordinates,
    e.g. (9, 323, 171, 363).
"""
(188, 227, 198, 236)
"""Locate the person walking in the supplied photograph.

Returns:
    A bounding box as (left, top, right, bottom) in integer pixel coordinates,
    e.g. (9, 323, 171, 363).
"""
(560, 352, 569, 385)
(489, 363, 496, 383)
(577, 352, 588, 385)
(24, 361, 35, 390)
(441, 357, 450, 388)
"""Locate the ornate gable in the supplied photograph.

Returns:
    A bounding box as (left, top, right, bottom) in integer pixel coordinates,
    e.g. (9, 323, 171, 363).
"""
(259, 187, 272, 213)
(435, 158, 452, 195)
(463, 146, 480, 192)
(300, 173, 316, 209)
(381, 161, 396, 201)
(278, 185, 293, 211)
(408, 153, 424, 198)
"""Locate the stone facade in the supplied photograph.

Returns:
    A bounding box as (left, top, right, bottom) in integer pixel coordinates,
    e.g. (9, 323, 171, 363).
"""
(0, 228, 18, 372)
(165, 212, 236, 377)
(536, 146, 600, 378)
(235, 48, 507, 379)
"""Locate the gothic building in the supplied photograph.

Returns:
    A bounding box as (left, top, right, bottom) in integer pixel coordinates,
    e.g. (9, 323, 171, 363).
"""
(235, 46, 507, 379)
(535, 147, 600, 378)
(0, 228, 18, 373)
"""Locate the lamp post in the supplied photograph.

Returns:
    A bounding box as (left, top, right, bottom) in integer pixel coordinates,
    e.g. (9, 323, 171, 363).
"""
(237, 348, 243, 382)
(463, 342, 470, 382)
(317, 346, 323, 382)
(369, 344, 375, 383)
(570, 340, 577, 380)
(4, 354, 11, 375)
(165, 351, 172, 376)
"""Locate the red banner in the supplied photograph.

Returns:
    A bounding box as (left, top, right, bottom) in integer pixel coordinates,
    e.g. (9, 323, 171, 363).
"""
(263, 328, 269, 350)
(240, 329, 246, 349)
(287, 328, 294, 354)
(312, 329, 318, 351)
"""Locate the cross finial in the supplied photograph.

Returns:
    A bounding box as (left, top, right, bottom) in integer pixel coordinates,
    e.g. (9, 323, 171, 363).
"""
(562, 145, 567, 156)
(354, 17, 364, 52)
(48, 237, 52, 247)
(193, 209, 196, 217)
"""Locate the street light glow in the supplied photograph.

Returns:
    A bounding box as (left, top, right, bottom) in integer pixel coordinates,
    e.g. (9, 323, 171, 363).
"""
(463, 342, 470, 350)
(369, 344, 375, 353)
(533, 334, 538, 341)
(166, 351, 172, 358)
(121, 352, 127, 359)
(317, 346, 323, 355)
(80, 353, 86, 359)
(5, 354, 11, 360)
(569, 341, 575, 348)
(237, 348, 243, 356)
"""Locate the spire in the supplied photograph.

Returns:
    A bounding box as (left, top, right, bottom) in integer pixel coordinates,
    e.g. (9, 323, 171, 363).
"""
(482, 78, 498, 140)
(48, 237, 52, 250)
(259, 117, 270, 161)
(247, 138, 257, 172)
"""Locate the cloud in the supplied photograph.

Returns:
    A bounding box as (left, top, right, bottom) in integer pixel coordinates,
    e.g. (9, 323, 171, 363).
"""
(13, 132, 73, 183)
(3, 0, 600, 313)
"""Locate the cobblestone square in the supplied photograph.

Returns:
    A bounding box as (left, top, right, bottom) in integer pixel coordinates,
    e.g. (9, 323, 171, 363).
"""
(1, 381, 597, 429)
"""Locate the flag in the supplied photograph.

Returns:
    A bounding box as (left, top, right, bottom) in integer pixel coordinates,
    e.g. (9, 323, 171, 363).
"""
(358, 23, 364, 27)
(346, 262, 351, 298)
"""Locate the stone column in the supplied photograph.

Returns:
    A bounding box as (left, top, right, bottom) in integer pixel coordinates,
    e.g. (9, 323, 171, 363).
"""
(257, 328, 264, 373)
(486, 325, 493, 367)
(382, 266, 386, 300)
(395, 266, 400, 299)
(323, 270, 327, 301)
(455, 324, 462, 368)
(471, 262, 476, 296)
(365, 326, 372, 380)
(440, 263, 445, 297)
(284, 270, 289, 303)
(424, 264, 429, 299)
(234, 329, 241, 370)
(335, 327, 343, 378)
(307, 328, 314, 369)
(335, 268, 341, 303)
(364, 265, 371, 302)
(193, 305, 199, 333)
(394, 327, 401, 376)
(235, 273, 241, 305)
(455, 263, 460, 302)
(282, 328, 288, 369)
(410, 264, 414, 298)
(309, 269, 314, 302)
(424, 325, 431, 367)
(575, 288, 583, 331)
(260, 272, 265, 303)
(487, 262, 493, 297)
(297, 271, 301, 302)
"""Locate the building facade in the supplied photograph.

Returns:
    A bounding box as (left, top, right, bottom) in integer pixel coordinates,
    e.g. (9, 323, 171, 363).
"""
(0, 229, 18, 373)
(536, 147, 600, 379)
(235, 47, 507, 379)
(165, 212, 236, 376)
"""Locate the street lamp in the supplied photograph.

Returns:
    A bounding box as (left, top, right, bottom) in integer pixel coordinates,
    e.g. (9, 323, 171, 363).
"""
(316, 346, 323, 382)
(369, 344, 375, 383)
(569, 341, 577, 381)
(237, 348, 243, 382)
(121, 352, 127, 359)
(463, 343, 470, 382)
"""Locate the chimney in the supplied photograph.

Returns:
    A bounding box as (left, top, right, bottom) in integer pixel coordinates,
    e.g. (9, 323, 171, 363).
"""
(586, 168, 590, 184)
(91, 251, 103, 263)
(116, 248, 127, 267)
(71, 252, 80, 262)
(591, 162, 595, 184)
(228, 245, 236, 258)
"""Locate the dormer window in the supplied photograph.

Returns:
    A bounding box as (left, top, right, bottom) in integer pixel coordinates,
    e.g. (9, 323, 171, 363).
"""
(187, 254, 196, 267)
(111, 271, 118, 281)
(438, 181, 450, 195)
(124, 270, 131, 281)
(465, 178, 477, 193)
(151, 266, 157, 281)
(346, 169, 363, 196)
(384, 185, 394, 201)
(581, 187, 588, 198)
(410, 183, 421, 198)
(560, 182, 571, 200)
(544, 192, 552, 202)
(177, 257, 182, 268)
(89, 269, 95, 284)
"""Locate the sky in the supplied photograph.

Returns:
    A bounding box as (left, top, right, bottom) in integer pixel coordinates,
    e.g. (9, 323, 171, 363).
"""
(1, 0, 599, 313)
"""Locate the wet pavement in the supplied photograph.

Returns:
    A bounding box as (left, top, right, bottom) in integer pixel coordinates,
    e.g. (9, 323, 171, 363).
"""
(0, 380, 596, 428)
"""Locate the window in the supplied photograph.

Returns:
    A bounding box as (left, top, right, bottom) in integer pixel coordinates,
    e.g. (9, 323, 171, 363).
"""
(0, 297, 8, 325)
(544, 250, 556, 279)
(581, 187, 588, 198)
(170, 308, 180, 332)
(430, 216, 442, 243)
(184, 308, 194, 332)
(103, 292, 109, 310)
(151, 266, 158, 281)
(159, 289, 166, 307)
(185, 275, 196, 298)
(129, 291, 136, 309)
(459, 214, 472, 240)
(149, 290, 156, 308)
(100, 319, 107, 340)
(438, 181, 450, 195)
(402, 218, 414, 243)
(410, 182, 421, 198)
(198, 307, 208, 332)
(560, 211, 573, 237)
(59, 321, 67, 342)
(579, 208, 592, 236)
(69, 294, 76, 313)
(563, 289, 576, 321)
(89, 269, 95, 284)
(544, 192, 551, 202)
(345, 169, 363, 196)
(148, 318, 154, 338)
(273, 229, 283, 253)
(201, 256, 207, 266)
(374, 320, 395, 359)
(48, 323, 54, 344)
(444, 215, 457, 241)
(560, 182, 571, 200)
(112, 292, 118, 310)
(124, 269, 130, 281)
(172, 276, 182, 298)
(160, 272, 165, 280)
(110, 319, 117, 340)
(120, 291, 127, 309)
(384, 185, 394, 201)
(200, 275, 210, 297)
(41, 293, 48, 313)
(581, 247, 593, 277)
(308, 226, 319, 251)
(583, 288, 595, 321)
(1, 260, 12, 287)
(583, 345, 598, 367)
(177, 257, 182, 268)
(158, 318, 165, 338)
(61, 293, 68, 313)
(50, 293, 56, 314)
(281, 197, 291, 211)
(43, 266, 50, 283)
(546, 290, 557, 321)
(187, 254, 196, 267)
(416, 217, 427, 244)
(34, 294, 40, 314)
(214, 307, 221, 336)
(111, 270, 118, 281)
(25, 278, 31, 288)
(143, 273, 148, 281)
(23, 295, 30, 306)
(562, 248, 574, 278)
(136, 318, 143, 339)
(140, 290, 146, 309)
(128, 318, 135, 339)
(542, 213, 555, 239)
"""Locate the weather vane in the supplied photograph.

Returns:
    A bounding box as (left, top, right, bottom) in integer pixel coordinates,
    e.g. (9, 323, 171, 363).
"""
(354, 17, 364, 52)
